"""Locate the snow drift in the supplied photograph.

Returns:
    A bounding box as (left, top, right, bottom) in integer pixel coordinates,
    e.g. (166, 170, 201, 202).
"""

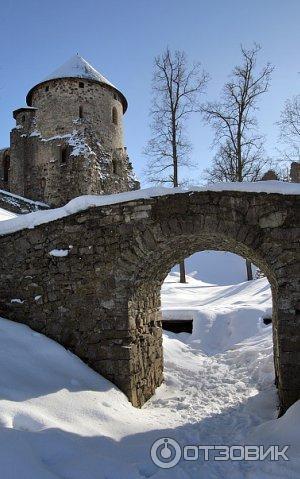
(0, 276, 298, 478)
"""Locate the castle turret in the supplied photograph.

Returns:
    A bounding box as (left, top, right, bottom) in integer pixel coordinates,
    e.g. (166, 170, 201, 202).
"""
(9, 55, 139, 206)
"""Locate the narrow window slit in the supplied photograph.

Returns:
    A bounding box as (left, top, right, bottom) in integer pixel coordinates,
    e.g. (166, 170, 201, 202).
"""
(60, 146, 69, 165)
(112, 107, 118, 125)
(3, 155, 10, 183)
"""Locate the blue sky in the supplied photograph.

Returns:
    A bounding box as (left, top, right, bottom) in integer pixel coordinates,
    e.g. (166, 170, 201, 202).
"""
(0, 0, 299, 186)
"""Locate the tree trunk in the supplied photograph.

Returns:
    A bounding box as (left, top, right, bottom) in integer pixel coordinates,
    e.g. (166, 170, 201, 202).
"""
(179, 261, 187, 283)
(246, 259, 253, 281)
(171, 113, 184, 282)
(171, 114, 178, 188)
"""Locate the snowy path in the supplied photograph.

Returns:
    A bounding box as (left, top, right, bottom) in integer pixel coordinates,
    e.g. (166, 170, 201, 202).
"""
(147, 333, 270, 426)
(140, 328, 278, 478)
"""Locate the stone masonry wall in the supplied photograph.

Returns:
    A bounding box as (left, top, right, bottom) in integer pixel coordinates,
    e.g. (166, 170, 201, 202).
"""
(7, 78, 139, 207)
(0, 190, 298, 412)
(290, 162, 300, 183)
(29, 78, 125, 153)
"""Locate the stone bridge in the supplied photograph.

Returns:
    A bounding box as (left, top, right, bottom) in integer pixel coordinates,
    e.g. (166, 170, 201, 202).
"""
(0, 188, 299, 414)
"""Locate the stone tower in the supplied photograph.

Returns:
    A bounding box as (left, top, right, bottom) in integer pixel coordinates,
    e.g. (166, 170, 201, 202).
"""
(2, 55, 139, 207)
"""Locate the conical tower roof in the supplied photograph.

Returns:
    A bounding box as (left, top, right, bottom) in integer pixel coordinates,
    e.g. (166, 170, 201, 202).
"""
(43, 55, 114, 86)
(26, 54, 127, 111)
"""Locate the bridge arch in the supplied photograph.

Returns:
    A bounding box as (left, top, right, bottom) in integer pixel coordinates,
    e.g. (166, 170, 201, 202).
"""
(0, 189, 298, 414)
(122, 212, 281, 408)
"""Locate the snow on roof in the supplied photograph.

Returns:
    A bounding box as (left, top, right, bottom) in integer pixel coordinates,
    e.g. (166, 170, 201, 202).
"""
(27, 54, 127, 111)
(42, 55, 115, 88)
(15, 106, 37, 110)
(0, 181, 298, 237)
(0, 189, 49, 208)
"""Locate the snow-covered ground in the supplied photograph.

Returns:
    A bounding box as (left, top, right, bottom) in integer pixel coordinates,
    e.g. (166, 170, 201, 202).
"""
(162, 273, 272, 352)
(0, 274, 299, 478)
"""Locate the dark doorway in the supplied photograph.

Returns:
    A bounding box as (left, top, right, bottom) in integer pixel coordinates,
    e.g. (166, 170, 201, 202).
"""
(3, 155, 10, 183)
(162, 319, 193, 334)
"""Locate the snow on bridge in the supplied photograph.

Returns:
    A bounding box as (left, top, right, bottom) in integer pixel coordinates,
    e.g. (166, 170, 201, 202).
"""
(0, 182, 299, 414)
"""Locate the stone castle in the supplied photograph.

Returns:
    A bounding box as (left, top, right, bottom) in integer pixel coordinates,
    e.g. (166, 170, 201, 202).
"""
(0, 55, 139, 207)
(0, 56, 299, 414)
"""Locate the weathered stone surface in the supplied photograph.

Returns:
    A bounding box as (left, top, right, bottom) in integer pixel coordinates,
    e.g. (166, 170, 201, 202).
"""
(1, 77, 139, 207)
(259, 211, 288, 228)
(290, 162, 300, 183)
(0, 189, 299, 414)
(0, 189, 48, 214)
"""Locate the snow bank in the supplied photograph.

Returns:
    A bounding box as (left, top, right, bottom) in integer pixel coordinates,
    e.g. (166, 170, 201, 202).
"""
(248, 398, 300, 450)
(0, 317, 146, 479)
(0, 181, 298, 237)
(198, 180, 300, 195)
(245, 400, 300, 477)
(162, 275, 272, 353)
(0, 273, 298, 477)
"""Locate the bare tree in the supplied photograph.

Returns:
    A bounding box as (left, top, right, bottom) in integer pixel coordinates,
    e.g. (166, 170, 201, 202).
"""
(202, 44, 273, 184)
(203, 138, 268, 183)
(277, 94, 300, 163)
(202, 44, 274, 280)
(144, 48, 208, 283)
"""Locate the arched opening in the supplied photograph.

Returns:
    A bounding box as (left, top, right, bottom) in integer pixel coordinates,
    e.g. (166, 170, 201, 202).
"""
(3, 155, 10, 183)
(157, 249, 276, 432)
(60, 146, 69, 165)
(161, 251, 271, 339)
(112, 106, 118, 125)
(125, 225, 281, 409)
